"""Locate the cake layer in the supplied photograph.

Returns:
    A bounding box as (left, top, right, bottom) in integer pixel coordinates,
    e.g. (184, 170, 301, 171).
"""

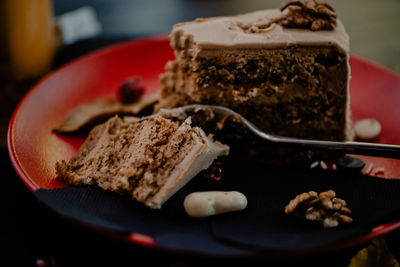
(158, 45, 350, 140)
(157, 3, 353, 141)
(56, 115, 229, 209)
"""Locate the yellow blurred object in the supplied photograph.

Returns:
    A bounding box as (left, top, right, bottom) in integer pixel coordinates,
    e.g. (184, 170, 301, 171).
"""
(349, 237, 400, 267)
(4, 0, 61, 80)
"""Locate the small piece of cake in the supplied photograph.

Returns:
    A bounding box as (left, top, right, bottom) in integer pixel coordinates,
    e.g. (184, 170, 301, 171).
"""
(56, 114, 229, 209)
(156, 0, 353, 141)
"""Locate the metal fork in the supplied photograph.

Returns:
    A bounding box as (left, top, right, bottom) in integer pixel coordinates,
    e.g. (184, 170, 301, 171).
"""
(142, 105, 400, 159)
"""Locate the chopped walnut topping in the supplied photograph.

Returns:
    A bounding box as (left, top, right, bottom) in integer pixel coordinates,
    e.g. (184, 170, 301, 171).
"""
(232, 0, 336, 34)
(285, 190, 353, 228)
(279, 0, 337, 31)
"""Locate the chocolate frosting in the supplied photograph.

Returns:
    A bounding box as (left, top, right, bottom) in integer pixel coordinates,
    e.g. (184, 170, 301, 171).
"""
(171, 9, 349, 54)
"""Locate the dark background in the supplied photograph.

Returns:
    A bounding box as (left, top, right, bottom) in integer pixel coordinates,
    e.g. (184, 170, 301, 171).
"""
(1, 0, 399, 266)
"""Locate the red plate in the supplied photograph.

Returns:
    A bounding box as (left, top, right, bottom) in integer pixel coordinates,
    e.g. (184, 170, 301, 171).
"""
(7, 37, 400, 252)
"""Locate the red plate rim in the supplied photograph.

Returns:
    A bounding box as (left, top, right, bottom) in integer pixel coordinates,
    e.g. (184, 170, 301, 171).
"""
(7, 36, 400, 256)
(7, 35, 168, 192)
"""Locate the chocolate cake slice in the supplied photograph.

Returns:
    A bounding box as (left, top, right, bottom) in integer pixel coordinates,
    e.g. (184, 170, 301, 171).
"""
(156, 0, 353, 141)
(56, 114, 229, 209)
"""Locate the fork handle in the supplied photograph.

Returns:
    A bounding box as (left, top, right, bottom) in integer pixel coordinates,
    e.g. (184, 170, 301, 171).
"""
(235, 110, 400, 159)
(268, 135, 400, 159)
(155, 104, 400, 159)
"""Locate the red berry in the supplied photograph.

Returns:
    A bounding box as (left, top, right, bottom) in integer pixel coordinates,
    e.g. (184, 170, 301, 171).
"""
(203, 161, 224, 181)
(118, 76, 145, 104)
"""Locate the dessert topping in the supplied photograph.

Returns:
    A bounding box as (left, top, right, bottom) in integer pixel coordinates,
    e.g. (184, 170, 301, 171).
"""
(203, 160, 224, 182)
(285, 191, 319, 215)
(279, 0, 337, 31)
(118, 76, 145, 104)
(235, 0, 337, 34)
(354, 118, 382, 140)
(285, 190, 353, 228)
(184, 191, 247, 217)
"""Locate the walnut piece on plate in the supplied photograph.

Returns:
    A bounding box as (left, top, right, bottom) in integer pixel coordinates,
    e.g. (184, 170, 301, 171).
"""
(285, 190, 353, 228)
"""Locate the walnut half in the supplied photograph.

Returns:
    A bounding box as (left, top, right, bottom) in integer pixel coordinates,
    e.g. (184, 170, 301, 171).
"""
(279, 0, 337, 31)
(285, 190, 353, 228)
(233, 0, 337, 35)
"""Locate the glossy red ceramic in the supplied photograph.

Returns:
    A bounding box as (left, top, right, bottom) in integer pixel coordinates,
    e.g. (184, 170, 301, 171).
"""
(7, 37, 400, 254)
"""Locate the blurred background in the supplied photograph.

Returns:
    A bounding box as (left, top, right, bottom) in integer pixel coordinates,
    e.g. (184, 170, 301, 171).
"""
(52, 0, 400, 71)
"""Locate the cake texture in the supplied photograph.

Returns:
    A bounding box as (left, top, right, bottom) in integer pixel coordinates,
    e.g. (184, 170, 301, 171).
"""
(56, 114, 229, 209)
(156, 0, 353, 141)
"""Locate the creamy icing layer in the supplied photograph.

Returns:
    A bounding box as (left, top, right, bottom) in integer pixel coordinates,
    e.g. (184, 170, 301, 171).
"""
(56, 114, 230, 209)
(171, 9, 349, 54)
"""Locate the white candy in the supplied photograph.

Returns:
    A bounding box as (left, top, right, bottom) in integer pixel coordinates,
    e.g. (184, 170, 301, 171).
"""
(354, 118, 382, 140)
(183, 191, 247, 218)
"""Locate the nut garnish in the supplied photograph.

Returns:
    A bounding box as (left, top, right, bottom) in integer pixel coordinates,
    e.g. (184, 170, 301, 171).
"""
(234, 0, 337, 34)
(354, 118, 382, 140)
(285, 190, 353, 228)
(284, 191, 319, 216)
(118, 76, 145, 105)
(279, 0, 337, 31)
